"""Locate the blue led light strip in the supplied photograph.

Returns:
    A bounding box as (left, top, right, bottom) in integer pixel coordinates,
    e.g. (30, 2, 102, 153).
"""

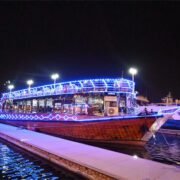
(2, 78, 135, 100)
(0, 112, 161, 122)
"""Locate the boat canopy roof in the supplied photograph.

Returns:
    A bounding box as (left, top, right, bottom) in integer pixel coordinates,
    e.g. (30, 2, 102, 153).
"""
(2, 78, 135, 100)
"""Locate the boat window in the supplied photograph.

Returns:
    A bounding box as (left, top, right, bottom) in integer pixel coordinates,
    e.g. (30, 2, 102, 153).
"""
(110, 102, 117, 107)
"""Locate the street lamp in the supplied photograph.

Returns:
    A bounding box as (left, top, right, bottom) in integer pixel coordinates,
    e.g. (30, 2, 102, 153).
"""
(129, 67, 138, 81)
(8, 84, 14, 92)
(8, 84, 14, 98)
(51, 73, 59, 89)
(27, 80, 34, 91)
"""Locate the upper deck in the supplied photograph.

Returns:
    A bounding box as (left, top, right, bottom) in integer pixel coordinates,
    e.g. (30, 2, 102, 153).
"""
(2, 78, 135, 100)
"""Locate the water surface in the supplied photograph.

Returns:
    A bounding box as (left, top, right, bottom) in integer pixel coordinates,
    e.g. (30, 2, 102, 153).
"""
(84, 132, 180, 166)
(0, 139, 86, 180)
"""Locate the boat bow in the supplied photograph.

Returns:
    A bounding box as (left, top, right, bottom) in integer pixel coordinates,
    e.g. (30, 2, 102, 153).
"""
(141, 114, 172, 141)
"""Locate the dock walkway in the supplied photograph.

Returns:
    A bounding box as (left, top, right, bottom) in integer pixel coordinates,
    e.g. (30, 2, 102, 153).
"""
(0, 123, 179, 180)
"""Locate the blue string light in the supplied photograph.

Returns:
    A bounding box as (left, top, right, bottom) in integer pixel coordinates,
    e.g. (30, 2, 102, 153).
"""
(0, 112, 161, 122)
(2, 78, 135, 100)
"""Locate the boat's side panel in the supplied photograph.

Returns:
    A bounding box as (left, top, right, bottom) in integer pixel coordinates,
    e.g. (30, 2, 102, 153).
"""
(0, 117, 155, 143)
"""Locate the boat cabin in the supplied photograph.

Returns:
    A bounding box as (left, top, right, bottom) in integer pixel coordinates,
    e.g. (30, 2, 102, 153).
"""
(1, 78, 136, 116)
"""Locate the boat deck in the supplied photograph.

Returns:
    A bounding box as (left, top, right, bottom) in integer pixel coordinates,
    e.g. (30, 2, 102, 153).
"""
(0, 123, 179, 179)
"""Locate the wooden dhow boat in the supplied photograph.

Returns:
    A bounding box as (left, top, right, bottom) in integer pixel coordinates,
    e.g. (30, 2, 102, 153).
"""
(0, 78, 169, 146)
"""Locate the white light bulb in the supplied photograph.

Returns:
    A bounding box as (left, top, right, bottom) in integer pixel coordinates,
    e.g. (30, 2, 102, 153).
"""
(129, 68, 138, 75)
(8, 84, 14, 90)
(27, 80, 34, 86)
(51, 73, 59, 80)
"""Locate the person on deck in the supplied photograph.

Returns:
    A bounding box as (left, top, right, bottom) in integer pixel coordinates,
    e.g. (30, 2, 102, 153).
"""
(144, 107, 149, 115)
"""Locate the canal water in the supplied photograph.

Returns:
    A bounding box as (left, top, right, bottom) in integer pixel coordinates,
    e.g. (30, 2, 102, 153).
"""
(0, 133, 179, 179)
(0, 139, 86, 180)
(43, 132, 180, 167)
(89, 132, 180, 166)
(145, 132, 180, 165)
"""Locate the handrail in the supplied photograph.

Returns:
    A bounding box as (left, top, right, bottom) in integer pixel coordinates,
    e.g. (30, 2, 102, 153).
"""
(2, 78, 135, 100)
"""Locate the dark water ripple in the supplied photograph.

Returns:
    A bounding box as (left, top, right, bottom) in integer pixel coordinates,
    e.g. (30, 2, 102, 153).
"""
(145, 132, 180, 165)
(84, 132, 180, 166)
(0, 140, 85, 180)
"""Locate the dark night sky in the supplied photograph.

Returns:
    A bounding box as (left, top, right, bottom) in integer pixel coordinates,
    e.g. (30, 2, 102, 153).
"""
(0, 1, 179, 102)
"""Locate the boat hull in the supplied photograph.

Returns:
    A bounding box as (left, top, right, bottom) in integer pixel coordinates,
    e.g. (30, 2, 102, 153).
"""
(0, 114, 159, 146)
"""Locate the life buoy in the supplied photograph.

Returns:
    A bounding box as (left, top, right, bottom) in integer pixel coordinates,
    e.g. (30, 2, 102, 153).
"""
(108, 108, 115, 115)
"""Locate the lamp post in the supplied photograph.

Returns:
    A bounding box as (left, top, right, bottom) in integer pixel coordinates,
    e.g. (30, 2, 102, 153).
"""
(8, 84, 14, 98)
(129, 67, 138, 81)
(27, 80, 34, 92)
(51, 73, 59, 89)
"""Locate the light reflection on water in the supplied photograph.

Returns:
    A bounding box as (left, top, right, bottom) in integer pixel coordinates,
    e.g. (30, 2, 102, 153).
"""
(0, 140, 85, 180)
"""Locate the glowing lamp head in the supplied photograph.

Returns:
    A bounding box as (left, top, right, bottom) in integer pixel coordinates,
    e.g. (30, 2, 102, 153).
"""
(51, 73, 59, 80)
(27, 80, 34, 86)
(8, 84, 14, 90)
(129, 68, 138, 75)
